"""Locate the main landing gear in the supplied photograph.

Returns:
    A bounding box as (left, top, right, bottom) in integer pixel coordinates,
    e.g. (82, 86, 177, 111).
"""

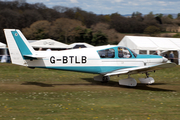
(94, 75, 110, 83)
(94, 72, 155, 87)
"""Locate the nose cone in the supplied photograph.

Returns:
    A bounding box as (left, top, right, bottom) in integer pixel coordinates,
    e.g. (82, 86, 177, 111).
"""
(162, 57, 168, 63)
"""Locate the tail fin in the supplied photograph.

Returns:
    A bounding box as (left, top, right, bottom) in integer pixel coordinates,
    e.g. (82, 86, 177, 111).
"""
(4, 29, 35, 66)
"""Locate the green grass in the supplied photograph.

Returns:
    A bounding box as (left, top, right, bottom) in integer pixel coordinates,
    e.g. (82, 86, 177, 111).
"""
(0, 63, 180, 120)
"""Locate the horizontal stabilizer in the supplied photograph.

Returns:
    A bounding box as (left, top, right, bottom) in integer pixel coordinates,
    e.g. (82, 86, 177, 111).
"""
(23, 54, 46, 59)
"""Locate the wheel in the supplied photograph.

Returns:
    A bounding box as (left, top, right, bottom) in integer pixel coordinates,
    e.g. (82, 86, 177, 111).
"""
(102, 76, 109, 83)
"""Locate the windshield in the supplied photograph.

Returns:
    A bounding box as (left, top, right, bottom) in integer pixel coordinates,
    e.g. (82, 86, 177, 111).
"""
(129, 49, 137, 58)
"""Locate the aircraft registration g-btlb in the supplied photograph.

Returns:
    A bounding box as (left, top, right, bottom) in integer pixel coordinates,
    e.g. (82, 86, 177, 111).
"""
(4, 29, 176, 87)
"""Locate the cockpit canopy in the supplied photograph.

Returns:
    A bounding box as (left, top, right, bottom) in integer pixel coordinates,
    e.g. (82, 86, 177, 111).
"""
(98, 46, 137, 59)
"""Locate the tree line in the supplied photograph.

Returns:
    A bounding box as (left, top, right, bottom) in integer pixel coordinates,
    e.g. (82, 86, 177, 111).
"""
(0, 1, 180, 45)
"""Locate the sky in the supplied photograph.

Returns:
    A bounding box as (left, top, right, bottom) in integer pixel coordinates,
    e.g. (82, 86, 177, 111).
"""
(3, 0, 180, 15)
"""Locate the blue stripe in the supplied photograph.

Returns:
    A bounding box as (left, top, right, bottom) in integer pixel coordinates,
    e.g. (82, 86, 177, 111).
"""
(11, 31, 32, 56)
(35, 66, 135, 74)
(137, 54, 162, 58)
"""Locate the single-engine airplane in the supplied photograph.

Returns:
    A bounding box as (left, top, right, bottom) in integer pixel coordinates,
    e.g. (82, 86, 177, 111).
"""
(4, 29, 176, 87)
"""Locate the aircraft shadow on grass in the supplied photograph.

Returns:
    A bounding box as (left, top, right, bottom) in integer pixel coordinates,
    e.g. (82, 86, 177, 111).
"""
(21, 78, 175, 92)
(21, 82, 92, 87)
(21, 82, 54, 87)
(81, 78, 175, 92)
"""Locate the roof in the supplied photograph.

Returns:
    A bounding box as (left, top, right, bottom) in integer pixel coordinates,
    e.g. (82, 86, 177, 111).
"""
(28, 39, 71, 49)
(118, 36, 180, 51)
(69, 43, 94, 48)
(66, 45, 117, 52)
(0, 42, 6, 48)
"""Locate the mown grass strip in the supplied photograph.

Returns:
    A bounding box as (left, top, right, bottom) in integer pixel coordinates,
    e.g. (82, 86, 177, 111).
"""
(0, 63, 180, 120)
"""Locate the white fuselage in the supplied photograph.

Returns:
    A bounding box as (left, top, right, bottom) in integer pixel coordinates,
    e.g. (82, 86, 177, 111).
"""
(26, 46, 165, 74)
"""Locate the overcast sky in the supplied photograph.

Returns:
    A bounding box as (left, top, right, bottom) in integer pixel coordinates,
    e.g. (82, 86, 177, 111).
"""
(3, 0, 180, 15)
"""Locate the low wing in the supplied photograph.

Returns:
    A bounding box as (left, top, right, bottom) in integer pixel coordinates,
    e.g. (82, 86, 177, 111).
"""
(104, 63, 176, 76)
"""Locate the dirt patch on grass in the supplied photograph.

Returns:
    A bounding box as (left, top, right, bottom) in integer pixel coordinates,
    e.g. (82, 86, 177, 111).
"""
(0, 80, 179, 93)
(0, 82, 116, 92)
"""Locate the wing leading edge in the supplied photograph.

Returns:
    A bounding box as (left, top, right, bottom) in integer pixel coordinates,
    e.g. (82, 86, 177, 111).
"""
(104, 63, 177, 76)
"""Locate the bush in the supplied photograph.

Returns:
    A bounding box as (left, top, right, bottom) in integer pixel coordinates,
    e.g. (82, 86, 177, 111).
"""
(144, 26, 161, 36)
(173, 33, 180, 38)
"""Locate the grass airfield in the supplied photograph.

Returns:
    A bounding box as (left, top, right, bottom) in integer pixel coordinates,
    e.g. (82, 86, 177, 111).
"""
(0, 63, 180, 120)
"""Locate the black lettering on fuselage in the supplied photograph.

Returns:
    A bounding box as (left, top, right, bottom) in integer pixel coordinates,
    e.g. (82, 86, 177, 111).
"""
(50, 56, 87, 64)
(69, 56, 74, 63)
(50, 56, 55, 64)
(63, 56, 68, 63)
(75, 56, 80, 64)
(82, 56, 87, 63)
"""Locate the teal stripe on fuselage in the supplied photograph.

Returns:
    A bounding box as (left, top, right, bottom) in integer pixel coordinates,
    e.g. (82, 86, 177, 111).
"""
(11, 31, 32, 56)
(35, 66, 136, 74)
(137, 54, 162, 58)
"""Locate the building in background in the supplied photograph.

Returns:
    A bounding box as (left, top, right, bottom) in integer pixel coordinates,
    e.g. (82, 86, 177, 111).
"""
(0, 42, 10, 63)
(118, 36, 180, 65)
(28, 39, 71, 51)
(69, 43, 94, 49)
